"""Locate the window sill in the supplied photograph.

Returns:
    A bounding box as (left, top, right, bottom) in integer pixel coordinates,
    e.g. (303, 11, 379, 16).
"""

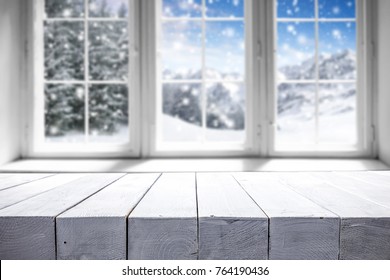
(0, 159, 388, 173)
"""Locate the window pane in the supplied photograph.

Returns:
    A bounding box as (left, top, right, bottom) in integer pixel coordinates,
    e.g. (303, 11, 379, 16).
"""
(206, 0, 244, 18)
(277, 0, 315, 19)
(277, 22, 315, 81)
(206, 21, 245, 80)
(206, 82, 245, 142)
(45, 22, 85, 81)
(45, 84, 85, 142)
(89, 0, 129, 18)
(89, 85, 129, 143)
(162, 0, 202, 18)
(45, 0, 85, 18)
(89, 21, 128, 81)
(319, 0, 356, 19)
(161, 21, 202, 80)
(276, 83, 316, 145)
(319, 83, 357, 144)
(319, 22, 356, 80)
(162, 83, 202, 142)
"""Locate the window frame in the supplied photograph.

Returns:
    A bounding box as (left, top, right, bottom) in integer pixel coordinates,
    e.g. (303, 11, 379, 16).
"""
(266, 0, 374, 158)
(142, 0, 261, 157)
(22, 0, 375, 159)
(26, 0, 141, 158)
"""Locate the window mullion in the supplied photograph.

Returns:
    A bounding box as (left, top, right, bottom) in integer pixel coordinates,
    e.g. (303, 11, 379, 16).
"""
(84, 0, 89, 143)
(314, 0, 320, 145)
(201, 0, 207, 144)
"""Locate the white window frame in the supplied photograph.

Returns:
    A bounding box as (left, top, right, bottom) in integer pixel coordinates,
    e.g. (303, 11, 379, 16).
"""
(141, 0, 261, 157)
(22, 0, 375, 159)
(266, 0, 375, 158)
(25, 0, 141, 158)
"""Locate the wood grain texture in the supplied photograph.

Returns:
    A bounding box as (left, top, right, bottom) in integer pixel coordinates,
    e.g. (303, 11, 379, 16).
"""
(280, 172, 390, 260)
(233, 172, 339, 260)
(56, 173, 160, 260)
(313, 172, 390, 209)
(128, 173, 197, 260)
(197, 173, 268, 260)
(0, 174, 84, 210)
(0, 174, 53, 191)
(0, 173, 124, 260)
(339, 171, 390, 187)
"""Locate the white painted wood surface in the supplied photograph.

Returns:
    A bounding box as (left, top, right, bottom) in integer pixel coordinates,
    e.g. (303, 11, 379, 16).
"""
(196, 173, 268, 260)
(339, 171, 390, 187)
(0, 173, 124, 260)
(56, 173, 160, 260)
(233, 173, 339, 260)
(280, 172, 390, 260)
(0, 174, 84, 210)
(313, 172, 390, 209)
(128, 173, 197, 260)
(0, 174, 53, 191)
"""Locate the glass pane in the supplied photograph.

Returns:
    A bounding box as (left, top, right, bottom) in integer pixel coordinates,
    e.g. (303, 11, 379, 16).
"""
(45, 22, 85, 81)
(319, 0, 356, 19)
(277, 22, 315, 81)
(89, 21, 128, 81)
(206, 21, 245, 80)
(319, 83, 357, 144)
(206, 82, 245, 142)
(89, 84, 129, 143)
(319, 22, 356, 80)
(45, 84, 85, 142)
(162, 83, 202, 142)
(206, 0, 244, 18)
(277, 0, 315, 19)
(162, 0, 202, 18)
(276, 83, 316, 146)
(89, 0, 129, 18)
(161, 21, 202, 80)
(45, 0, 85, 18)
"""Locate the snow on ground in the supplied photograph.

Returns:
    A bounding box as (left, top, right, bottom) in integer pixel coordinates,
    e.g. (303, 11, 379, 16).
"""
(162, 115, 245, 143)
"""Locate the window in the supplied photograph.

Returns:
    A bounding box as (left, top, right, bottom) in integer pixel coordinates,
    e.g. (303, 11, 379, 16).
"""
(153, 0, 250, 154)
(271, 0, 368, 155)
(30, 0, 140, 157)
(27, 0, 373, 158)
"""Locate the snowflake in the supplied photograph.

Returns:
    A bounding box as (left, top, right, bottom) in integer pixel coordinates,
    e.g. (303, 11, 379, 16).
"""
(63, 9, 71, 17)
(332, 6, 340, 15)
(332, 29, 342, 40)
(287, 25, 297, 35)
(297, 35, 307, 45)
(222, 28, 235, 38)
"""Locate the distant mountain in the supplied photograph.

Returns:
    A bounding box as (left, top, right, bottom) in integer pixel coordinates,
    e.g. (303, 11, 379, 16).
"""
(278, 49, 356, 80)
(162, 68, 242, 80)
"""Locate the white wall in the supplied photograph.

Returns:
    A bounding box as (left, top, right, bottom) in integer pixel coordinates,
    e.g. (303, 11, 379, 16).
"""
(0, 0, 23, 165)
(377, 0, 390, 166)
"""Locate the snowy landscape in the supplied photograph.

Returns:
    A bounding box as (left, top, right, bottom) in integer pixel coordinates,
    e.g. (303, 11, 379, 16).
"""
(43, 0, 358, 146)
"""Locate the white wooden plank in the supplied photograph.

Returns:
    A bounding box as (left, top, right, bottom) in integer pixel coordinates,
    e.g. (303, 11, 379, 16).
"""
(0, 174, 53, 191)
(0, 173, 124, 260)
(0, 174, 84, 210)
(233, 173, 339, 260)
(339, 171, 390, 187)
(370, 171, 390, 177)
(128, 173, 197, 260)
(313, 172, 390, 209)
(56, 173, 160, 260)
(196, 173, 268, 260)
(280, 172, 390, 260)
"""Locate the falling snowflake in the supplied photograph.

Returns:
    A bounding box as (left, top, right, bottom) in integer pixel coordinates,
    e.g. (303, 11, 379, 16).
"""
(332, 29, 342, 40)
(332, 6, 340, 15)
